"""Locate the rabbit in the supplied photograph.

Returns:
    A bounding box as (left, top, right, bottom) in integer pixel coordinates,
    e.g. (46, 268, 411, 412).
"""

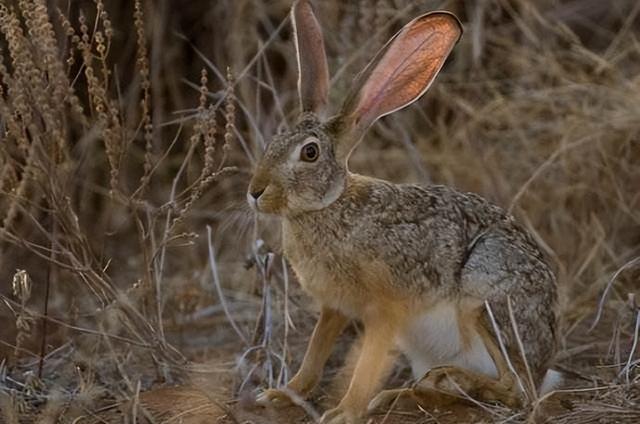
(248, 1, 558, 423)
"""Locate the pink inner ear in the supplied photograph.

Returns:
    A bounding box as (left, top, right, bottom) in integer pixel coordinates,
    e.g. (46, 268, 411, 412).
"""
(353, 13, 461, 130)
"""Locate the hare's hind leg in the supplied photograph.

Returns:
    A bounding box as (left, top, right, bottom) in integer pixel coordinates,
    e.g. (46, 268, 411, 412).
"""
(369, 372, 518, 414)
(370, 319, 521, 413)
(367, 386, 460, 413)
(413, 365, 520, 408)
(413, 322, 521, 409)
(366, 388, 414, 413)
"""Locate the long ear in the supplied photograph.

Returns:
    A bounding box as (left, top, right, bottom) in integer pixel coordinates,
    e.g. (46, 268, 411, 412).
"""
(335, 11, 462, 159)
(291, 0, 330, 115)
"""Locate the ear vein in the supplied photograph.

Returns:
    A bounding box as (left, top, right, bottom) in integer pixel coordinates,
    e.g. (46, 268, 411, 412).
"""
(362, 31, 443, 121)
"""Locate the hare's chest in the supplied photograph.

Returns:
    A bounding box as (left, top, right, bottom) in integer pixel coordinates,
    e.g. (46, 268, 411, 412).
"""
(287, 247, 362, 315)
(283, 225, 365, 317)
(288, 251, 335, 295)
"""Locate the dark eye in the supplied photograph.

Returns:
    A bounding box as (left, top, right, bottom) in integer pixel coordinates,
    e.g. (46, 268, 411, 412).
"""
(300, 142, 319, 162)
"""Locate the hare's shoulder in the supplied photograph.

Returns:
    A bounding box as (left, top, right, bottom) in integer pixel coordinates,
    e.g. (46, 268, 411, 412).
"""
(319, 181, 467, 294)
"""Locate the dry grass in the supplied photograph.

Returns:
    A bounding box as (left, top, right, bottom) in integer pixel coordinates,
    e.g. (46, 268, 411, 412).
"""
(0, 0, 638, 423)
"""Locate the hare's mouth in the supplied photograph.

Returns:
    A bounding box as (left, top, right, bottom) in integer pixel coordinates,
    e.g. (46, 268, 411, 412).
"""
(246, 192, 259, 211)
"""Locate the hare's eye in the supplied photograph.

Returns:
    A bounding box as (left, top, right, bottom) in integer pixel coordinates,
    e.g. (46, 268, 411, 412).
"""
(300, 142, 319, 162)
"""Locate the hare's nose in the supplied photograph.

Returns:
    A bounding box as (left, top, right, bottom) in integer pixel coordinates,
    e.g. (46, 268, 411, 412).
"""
(249, 187, 265, 200)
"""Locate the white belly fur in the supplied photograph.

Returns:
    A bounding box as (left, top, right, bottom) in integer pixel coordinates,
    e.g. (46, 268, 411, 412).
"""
(397, 302, 498, 380)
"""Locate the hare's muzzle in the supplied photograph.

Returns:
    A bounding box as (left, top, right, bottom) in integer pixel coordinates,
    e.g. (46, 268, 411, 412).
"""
(247, 184, 266, 211)
(247, 163, 274, 211)
(249, 187, 265, 200)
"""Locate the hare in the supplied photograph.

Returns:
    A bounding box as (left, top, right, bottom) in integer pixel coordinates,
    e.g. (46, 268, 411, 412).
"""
(249, 1, 558, 423)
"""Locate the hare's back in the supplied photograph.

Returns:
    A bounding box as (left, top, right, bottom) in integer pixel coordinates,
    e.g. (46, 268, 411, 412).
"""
(352, 182, 523, 296)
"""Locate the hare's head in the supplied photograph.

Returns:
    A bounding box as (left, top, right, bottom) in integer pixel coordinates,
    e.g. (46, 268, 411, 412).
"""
(248, 0, 462, 215)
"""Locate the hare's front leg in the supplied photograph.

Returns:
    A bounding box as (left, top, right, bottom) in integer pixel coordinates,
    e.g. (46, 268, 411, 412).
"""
(321, 320, 398, 424)
(257, 307, 348, 407)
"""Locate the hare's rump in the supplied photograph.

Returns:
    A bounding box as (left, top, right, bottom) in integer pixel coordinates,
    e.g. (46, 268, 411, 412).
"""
(461, 229, 557, 383)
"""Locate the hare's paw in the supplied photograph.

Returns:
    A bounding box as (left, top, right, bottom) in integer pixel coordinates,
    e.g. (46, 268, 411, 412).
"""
(367, 388, 413, 413)
(417, 366, 521, 408)
(419, 366, 458, 391)
(255, 388, 295, 408)
(320, 406, 362, 424)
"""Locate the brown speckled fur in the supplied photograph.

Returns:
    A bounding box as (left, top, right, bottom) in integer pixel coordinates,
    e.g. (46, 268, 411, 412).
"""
(251, 3, 557, 423)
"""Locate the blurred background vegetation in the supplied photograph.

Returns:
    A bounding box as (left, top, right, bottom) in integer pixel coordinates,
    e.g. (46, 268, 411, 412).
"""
(0, 0, 638, 422)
